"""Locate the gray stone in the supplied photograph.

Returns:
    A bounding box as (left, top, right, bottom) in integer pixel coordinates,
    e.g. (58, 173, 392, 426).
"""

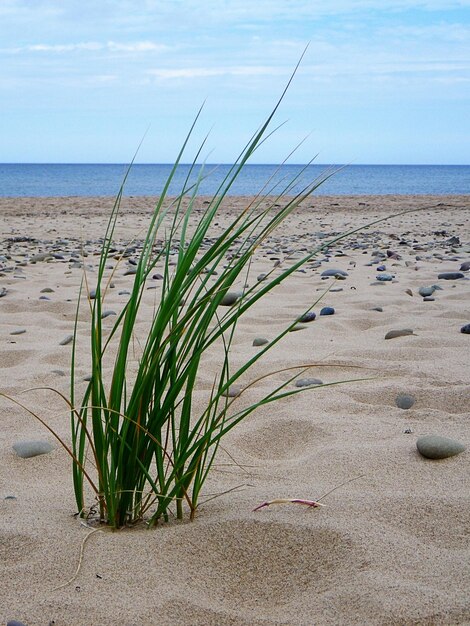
(385, 329, 415, 340)
(437, 272, 464, 280)
(418, 286, 435, 297)
(7, 621, 28, 626)
(10, 329, 26, 335)
(219, 291, 242, 306)
(459, 261, 470, 271)
(416, 435, 466, 460)
(371, 306, 383, 312)
(375, 273, 394, 281)
(30, 252, 53, 262)
(320, 268, 348, 278)
(253, 337, 269, 347)
(298, 311, 316, 323)
(59, 334, 74, 345)
(295, 378, 323, 388)
(460, 324, 470, 334)
(395, 393, 415, 409)
(289, 323, 307, 332)
(257, 273, 268, 282)
(101, 310, 116, 319)
(40, 287, 55, 293)
(12, 440, 53, 459)
(423, 296, 435, 302)
(222, 385, 242, 398)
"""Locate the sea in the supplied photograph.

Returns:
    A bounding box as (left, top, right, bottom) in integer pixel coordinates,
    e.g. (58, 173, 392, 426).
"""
(0, 163, 469, 197)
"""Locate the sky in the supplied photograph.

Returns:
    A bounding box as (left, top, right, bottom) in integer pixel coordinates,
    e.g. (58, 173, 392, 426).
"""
(1, 0, 469, 164)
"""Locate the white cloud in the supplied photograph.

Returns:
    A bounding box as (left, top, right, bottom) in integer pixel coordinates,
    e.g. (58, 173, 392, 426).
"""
(0, 40, 170, 55)
(147, 66, 287, 80)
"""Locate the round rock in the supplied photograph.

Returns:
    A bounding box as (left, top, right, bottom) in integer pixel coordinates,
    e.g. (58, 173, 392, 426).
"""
(460, 324, 470, 334)
(416, 435, 466, 460)
(219, 291, 242, 306)
(418, 286, 435, 297)
(12, 440, 54, 459)
(320, 306, 335, 316)
(395, 393, 415, 410)
(375, 273, 393, 282)
(222, 385, 242, 398)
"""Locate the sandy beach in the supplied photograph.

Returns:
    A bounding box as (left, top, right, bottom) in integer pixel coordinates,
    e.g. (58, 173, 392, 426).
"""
(1, 194, 469, 626)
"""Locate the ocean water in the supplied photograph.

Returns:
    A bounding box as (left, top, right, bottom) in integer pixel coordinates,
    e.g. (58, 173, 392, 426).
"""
(0, 163, 469, 197)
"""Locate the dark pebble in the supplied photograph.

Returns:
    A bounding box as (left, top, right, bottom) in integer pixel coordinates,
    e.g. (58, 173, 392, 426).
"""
(459, 261, 470, 271)
(219, 291, 242, 306)
(437, 272, 464, 280)
(253, 337, 269, 347)
(371, 306, 383, 312)
(320, 269, 348, 278)
(320, 307, 335, 316)
(460, 324, 470, 334)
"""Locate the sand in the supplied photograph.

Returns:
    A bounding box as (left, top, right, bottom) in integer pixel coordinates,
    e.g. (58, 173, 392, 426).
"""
(1, 195, 469, 626)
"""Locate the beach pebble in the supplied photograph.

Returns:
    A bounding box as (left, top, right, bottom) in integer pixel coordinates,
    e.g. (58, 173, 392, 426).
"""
(395, 393, 415, 409)
(118, 290, 130, 295)
(10, 329, 26, 335)
(289, 323, 307, 331)
(295, 378, 323, 388)
(371, 306, 383, 312)
(437, 272, 464, 280)
(222, 385, 242, 398)
(423, 296, 435, 302)
(152, 273, 164, 280)
(257, 273, 268, 282)
(253, 337, 269, 347)
(12, 440, 53, 459)
(7, 621, 28, 626)
(123, 268, 137, 276)
(298, 311, 316, 323)
(375, 273, 393, 281)
(376, 265, 387, 271)
(320, 268, 348, 278)
(416, 435, 466, 460)
(460, 324, 470, 334)
(385, 329, 415, 340)
(0, 287, 7, 297)
(418, 286, 435, 297)
(320, 306, 335, 316)
(219, 291, 242, 306)
(101, 310, 116, 319)
(40, 287, 55, 293)
(30, 252, 53, 262)
(60, 334, 74, 345)
(459, 261, 470, 271)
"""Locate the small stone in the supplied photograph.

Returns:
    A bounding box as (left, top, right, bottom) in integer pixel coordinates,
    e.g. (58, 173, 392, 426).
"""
(289, 323, 307, 332)
(395, 393, 415, 409)
(385, 329, 415, 340)
(437, 272, 464, 280)
(404, 428, 413, 434)
(222, 385, 242, 398)
(253, 337, 269, 347)
(101, 310, 116, 319)
(405, 289, 413, 297)
(12, 440, 53, 458)
(4, 495, 17, 500)
(298, 311, 316, 323)
(89, 289, 97, 299)
(152, 273, 164, 280)
(219, 291, 242, 306)
(371, 306, 383, 312)
(423, 296, 435, 302)
(295, 378, 323, 388)
(118, 290, 130, 295)
(51, 369, 66, 376)
(418, 286, 435, 297)
(40, 287, 55, 293)
(30, 252, 53, 262)
(0, 287, 7, 297)
(375, 273, 393, 281)
(416, 435, 466, 460)
(460, 324, 470, 334)
(320, 306, 335, 316)
(60, 334, 74, 345)
(376, 265, 387, 271)
(459, 261, 470, 271)
(123, 268, 138, 276)
(320, 269, 348, 278)
(7, 621, 28, 626)
(39, 295, 51, 300)
(10, 329, 26, 335)
(257, 273, 268, 282)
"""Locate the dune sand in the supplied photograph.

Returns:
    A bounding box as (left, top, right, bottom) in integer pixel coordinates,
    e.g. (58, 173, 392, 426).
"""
(1, 195, 469, 625)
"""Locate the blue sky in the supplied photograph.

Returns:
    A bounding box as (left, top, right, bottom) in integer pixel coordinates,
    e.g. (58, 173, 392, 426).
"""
(1, 0, 469, 164)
